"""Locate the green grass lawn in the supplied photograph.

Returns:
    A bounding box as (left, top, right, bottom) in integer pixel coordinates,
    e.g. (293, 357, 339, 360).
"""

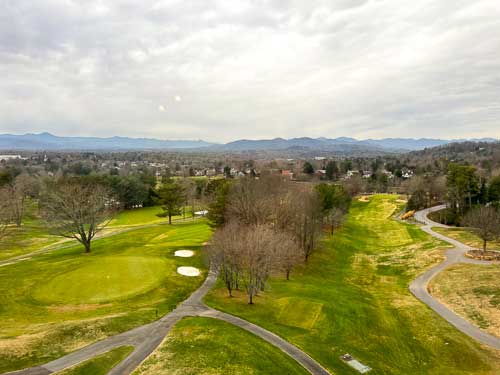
(0, 222, 61, 261)
(205, 195, 500, 375)
(433, 227, 500, 251)
(55, 346, 133, 375)
(0, 220, 212, 373)
(132, 317, 309, 375)
(0, 201, 62, 260)
(0, 205, 197, 262)
(109, 206, 194, 227)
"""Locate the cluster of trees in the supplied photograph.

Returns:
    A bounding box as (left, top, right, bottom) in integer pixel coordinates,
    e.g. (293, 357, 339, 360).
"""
(430, 164, 500, 225)
(0, 173, 40, 235)
(207, 176, 351, 304)
(405, 175, 447, 211)
(405, 162, 500, 253)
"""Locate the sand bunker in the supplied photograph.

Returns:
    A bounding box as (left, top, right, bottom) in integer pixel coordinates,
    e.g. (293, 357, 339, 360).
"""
(174, 250, 194, 258)
(177, 266, 201, 277)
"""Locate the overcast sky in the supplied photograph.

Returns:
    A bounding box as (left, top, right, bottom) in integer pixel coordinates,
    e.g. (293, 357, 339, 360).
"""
(1, 0, 499, 142)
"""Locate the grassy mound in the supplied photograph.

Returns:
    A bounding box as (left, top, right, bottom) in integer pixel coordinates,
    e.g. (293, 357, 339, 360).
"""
(34, 256, 168, 304)
(133, 317, 308, 375)
(206, 194, 500, 374)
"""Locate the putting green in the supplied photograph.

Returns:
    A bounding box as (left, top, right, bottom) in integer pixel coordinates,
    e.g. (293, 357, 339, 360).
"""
(33, 256, 167, 304)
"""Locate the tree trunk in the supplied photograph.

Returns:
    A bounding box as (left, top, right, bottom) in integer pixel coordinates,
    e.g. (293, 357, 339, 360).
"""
(286, 269, 290, 281)
(84, 241, 91, 253)
(248, 292, 253, 304)
(168, 213, 172, 225)
(483, 239, 487, 254)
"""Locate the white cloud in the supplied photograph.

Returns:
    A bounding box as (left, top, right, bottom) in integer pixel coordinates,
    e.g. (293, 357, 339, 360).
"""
(0, 0, 499, 141)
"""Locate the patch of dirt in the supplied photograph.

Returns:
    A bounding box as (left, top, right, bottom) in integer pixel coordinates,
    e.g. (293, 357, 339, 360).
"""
(358, 196, 370, 202)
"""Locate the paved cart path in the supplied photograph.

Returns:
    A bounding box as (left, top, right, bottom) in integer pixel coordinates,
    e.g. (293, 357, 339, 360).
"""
(4, 269, 330, 375)
(410, 205, 500, 350)
(8, 204, 500, 375)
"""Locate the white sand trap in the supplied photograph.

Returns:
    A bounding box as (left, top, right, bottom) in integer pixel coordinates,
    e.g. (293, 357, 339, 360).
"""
(174, 250, 194, 258)
(177, 266, 201, 277)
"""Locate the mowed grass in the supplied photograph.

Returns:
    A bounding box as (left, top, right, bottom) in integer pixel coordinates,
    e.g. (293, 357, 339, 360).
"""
(433, 227, 500, 251)
(132, 317, 309, 375)
(0, 222, 60, 261)
(56, 346, 133, 375)
(206, 195, 500, 375)
(0, 219, 212, 373)
(429, 264, 500, 338)
(0, 205, 197, 262)
(0, 201, 61, 261)
(34, 256, 168, 304)
(109, 206, 193, 227)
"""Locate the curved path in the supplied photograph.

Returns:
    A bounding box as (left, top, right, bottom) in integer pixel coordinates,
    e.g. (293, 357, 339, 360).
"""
(4, 268, 330, 375)
(410, 205, 500, 350)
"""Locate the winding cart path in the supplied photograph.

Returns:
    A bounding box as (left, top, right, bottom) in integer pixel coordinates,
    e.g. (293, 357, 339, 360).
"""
(410, 205, 500, 350)
(4, 269, 330, 375)
(7, 204, 499, 375)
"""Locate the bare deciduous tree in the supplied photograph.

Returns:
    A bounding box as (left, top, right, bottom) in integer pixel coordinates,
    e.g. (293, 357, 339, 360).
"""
(208, 223, 293, 303)
(3, 174, 39, 226)
(0, 188, 12, 240)
(462, 206, 500, 253)
(226, 177, 273, 225)
(40, 181, 116, 253)
(207, 222, 242, 297)
(274, 233, 302, 280)
(287, 187, 323, 261)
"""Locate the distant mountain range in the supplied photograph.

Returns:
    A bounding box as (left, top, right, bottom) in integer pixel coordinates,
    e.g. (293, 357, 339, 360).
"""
(0, 132, 215, 150)
(0, 132, 497, 152)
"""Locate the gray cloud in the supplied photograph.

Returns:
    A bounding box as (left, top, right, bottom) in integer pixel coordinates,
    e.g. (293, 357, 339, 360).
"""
(1, 0, 499, 141)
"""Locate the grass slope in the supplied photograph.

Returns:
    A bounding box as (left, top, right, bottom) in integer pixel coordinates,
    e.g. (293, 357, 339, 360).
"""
(0, 220, 211, 373)
(206, 195, 500, 375)
(429, 264, 500, 338)
(133, 317, 309, 375)
(56, 346, 133, 375)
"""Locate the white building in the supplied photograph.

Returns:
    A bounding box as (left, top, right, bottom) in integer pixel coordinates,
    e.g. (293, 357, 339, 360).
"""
(0, 155, 25, 161)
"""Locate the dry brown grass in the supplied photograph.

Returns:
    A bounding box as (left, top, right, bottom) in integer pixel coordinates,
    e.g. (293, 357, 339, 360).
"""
(47, 303, 113, 313)
(429, 264, 500, 338)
